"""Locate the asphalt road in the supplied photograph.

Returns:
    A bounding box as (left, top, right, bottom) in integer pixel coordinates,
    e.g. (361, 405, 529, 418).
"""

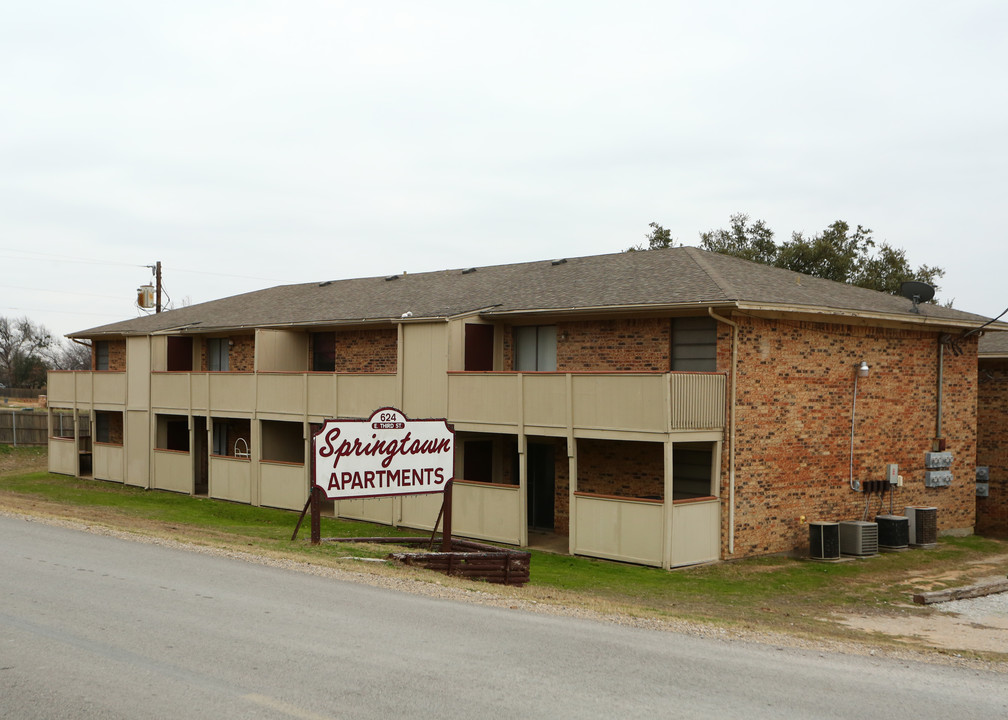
(2, 514, 1006, 720)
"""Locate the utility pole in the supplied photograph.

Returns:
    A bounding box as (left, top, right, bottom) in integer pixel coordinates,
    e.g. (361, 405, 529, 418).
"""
(155, 261, 162, 313)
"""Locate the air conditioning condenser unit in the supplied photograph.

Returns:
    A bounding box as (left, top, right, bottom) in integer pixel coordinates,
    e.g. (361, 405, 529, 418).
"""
(905, 506, 938, 547)
(875, 514, 909, 550)
(809, 521, 840, 561)
(839, 520, 878, 556)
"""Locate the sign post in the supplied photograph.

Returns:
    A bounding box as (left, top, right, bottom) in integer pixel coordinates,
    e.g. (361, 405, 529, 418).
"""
(307, 407, 455, 546)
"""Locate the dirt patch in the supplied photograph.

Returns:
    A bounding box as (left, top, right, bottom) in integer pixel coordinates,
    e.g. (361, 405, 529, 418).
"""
(839, 608, 1008, 654)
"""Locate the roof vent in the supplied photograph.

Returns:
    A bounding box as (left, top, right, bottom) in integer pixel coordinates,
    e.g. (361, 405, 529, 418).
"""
(318, 280, 333, 287)
(461, 267, 477, 275)
(551, 258, 567, 266)
(385, 274, 399, 281)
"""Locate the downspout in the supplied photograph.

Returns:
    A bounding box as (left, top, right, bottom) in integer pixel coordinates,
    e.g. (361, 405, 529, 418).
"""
(708, 307, 737, 555)
(935, 337, 944, 450)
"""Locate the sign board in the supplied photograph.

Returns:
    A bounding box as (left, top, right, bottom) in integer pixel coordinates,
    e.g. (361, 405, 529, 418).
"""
(312, 408, 455, 500)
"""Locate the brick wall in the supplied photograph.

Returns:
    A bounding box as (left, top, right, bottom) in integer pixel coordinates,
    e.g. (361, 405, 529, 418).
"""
(334, 329, 398, 372)
(557, 318, 670, 371)
(93, 340, 127, 371)
(725, 315, 978, 558)
(977, 357, 1008, 536)
(545, 438, 570, 534)
(576, 439, 664, 500)
(199, 335, 255, 371)
(230, 335, 255, 372)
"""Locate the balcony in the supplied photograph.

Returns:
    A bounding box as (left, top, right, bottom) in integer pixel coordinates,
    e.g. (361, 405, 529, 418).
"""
(447, 372, 726, 436)
(147, 372, 398, 419)
(47, 371, 126, 408)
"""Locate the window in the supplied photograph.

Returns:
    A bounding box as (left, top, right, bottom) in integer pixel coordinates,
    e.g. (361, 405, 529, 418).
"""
(207, 338, 229, 371)
(672, 441, 717, 500)
(671, 317, 716, 371)
(515, 326, 557, 371)
(311, 332, 336, 372)
(95, 341, 110, 371)
(212, 422, 229, 456)
(95, 413, 110, 443)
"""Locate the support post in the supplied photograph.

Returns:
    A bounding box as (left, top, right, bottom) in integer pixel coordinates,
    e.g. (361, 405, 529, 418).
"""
(310, 485, 321, 545)
(441, 480, 453, 552)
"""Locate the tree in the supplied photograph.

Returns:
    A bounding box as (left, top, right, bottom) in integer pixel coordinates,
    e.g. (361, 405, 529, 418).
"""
(54, 340, 92, 371)
(697, 214, 946, 299)
(698, 213, 778, 265)
(0, 316, 55, 388)
(627, 222, 678, 251)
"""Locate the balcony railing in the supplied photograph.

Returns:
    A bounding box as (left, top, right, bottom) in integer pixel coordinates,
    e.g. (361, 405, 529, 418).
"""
(48, 370, 725, 436)
(47, 371, 126, 407)
(448, 372, 726, 435)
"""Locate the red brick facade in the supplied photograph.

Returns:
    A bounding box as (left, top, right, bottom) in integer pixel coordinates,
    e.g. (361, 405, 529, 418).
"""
(230, 336, 255, 372)
(309, 329, 398, 373)
(333, 329, 398, 373)
(977, 358, 1008, 536)
(557, 319, 670, 371)
(724, 315, 978, 558)
(92, 340, 127, 371)
(576, 439, 664, 500)
(199, 335, 254, 372)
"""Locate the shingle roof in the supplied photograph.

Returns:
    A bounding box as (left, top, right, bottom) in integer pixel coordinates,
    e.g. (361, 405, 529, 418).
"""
(71, 246, 998, 337)
(979, 331, 1008, 357)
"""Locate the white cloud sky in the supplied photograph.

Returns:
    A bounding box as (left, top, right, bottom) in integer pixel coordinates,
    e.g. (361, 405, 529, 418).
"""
(2, 1, 1006, 340)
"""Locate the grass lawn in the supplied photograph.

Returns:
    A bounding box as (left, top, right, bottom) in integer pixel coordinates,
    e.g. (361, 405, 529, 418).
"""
(3, 444, 1007, 658)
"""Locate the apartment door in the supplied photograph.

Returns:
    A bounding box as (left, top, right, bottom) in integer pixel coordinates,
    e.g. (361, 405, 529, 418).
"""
(193, 416, 208, 495)
(526, 443, 555, 531)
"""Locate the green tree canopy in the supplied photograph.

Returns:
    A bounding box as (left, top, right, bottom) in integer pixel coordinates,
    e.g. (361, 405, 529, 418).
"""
(694, 213, 946, 299)
(626, 221, 678, 251)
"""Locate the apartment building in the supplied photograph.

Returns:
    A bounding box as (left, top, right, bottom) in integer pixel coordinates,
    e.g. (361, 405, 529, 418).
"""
(46, 247, 1000, 567)
(977, 331, 1008, 535)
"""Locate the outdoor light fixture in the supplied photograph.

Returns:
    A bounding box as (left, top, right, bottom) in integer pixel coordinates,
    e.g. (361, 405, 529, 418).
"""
(858, 361, 870, 377)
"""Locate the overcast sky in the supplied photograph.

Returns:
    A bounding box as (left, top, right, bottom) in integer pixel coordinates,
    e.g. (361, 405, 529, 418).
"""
(2, 1, 1006, 342)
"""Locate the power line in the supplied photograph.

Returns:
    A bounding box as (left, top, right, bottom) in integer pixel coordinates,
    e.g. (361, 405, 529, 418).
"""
(0, 284, 124, 301)
(0, 248, 285, 283)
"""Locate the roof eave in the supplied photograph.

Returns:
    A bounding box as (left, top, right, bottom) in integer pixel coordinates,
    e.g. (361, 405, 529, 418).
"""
(736, 302, 1007, 332)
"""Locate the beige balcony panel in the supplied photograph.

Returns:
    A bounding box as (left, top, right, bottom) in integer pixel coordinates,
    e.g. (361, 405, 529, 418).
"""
(306, 374, 338, 416)
(335, 375, 398, 418)
(398, 492, 445, 531)
(572, 375, 667, 433)
(93, 372, 126, 406)
(75, 376, 93, 405)
(260, 462, 307, 511)
(47, 372, 77, 406)
(257, 374, 306, 416)
(447, 374, 520, 426)
(154, 449, 192, 494)
(522, 375, 567, 429)
(49, 437, 77, 475)
(453, 481, 521, 545)
(573, 495, 663, 566)
(125, 410, 150, 487)
(210, 456, 251, 503)
(671, 499, 721, 567)
(190, 373, 209, 411)
(669, 373, 726, 429)
(93, 444, 124, 483)
(209, 374, 256, 413)
(338, 497, 395, 525)
(151, 373, 191, 411)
